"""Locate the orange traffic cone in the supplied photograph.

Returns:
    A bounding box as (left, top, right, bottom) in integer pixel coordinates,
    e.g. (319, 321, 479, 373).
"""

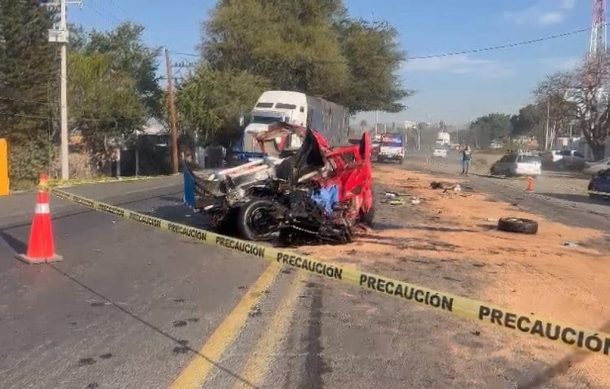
(527, 176, 535, 192)
(16, 174, 62, 264)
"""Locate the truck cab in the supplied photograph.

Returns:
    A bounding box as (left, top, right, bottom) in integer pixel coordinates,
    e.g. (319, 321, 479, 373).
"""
(241, 91, 308, 157)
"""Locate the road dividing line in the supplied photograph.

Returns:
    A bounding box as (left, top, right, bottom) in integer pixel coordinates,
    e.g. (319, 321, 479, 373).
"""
(170, 263, 282, 389)
(233, 271, 308, 389)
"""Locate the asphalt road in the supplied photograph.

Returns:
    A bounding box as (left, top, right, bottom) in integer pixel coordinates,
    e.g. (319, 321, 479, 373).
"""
(0, 173, 608, 388)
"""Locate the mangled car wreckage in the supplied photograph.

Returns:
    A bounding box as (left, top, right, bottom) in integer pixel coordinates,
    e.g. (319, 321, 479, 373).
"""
(183, 123, 374, 245)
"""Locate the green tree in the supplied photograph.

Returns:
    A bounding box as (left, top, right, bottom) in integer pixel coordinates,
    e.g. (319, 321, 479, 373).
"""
(68, 53, 145, 171)
(468, 113, 512, 149)
(202, 0, 407, 113)
(83, 22, 162, 116)
(176, 66, 268, 145)
(205, 0, 348, 99)
(0, 0, 57, 186)
(336, 19, 408, 112)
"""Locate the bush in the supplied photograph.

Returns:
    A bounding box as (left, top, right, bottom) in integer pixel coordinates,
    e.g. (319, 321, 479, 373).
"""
(9, 140, 53, 190)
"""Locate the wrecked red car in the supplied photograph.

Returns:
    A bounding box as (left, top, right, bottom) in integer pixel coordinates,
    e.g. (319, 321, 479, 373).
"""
(184, 123, 374, 245)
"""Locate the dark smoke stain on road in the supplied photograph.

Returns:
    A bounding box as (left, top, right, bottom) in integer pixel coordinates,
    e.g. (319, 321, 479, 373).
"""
(173, 320, 187, 328)
(299, 283, 331, 388)
(173, 339, 190, 354)
(78, 357, 96, 366)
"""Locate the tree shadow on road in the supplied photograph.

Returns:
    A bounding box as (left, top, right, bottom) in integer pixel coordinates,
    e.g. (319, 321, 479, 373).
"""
(517, 320, 610, 389)
(49, 264, 261, 388)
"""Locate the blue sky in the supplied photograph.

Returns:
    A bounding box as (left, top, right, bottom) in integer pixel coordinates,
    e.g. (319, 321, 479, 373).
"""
(70, 0, 594, 126)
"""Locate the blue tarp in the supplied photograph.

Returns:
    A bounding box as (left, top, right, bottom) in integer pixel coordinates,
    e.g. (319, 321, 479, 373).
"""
(311, 185, 339, 215)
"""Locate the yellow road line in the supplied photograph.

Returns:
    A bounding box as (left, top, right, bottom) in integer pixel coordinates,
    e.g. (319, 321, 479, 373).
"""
(233, 271, 308, 389)
(170, 263, 282, 389)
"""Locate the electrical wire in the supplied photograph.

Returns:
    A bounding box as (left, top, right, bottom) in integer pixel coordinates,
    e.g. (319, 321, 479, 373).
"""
(167, 24, 600, 61)
(409, 24, 603, 60)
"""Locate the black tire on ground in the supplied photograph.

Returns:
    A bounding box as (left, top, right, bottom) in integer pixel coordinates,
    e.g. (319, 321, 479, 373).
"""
(237, 198, 278, 241)
(497, 217, 538, 234)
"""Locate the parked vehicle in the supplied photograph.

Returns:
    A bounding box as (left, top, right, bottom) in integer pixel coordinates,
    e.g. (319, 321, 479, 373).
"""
(588, 168, 610, 199)
(185, 123, 374, 244)
(432, 148, 447, 158)
(377, 133, 405, 163)
(491, 153, 541, 176)
(541, 150, 586, 170)
(583, 158, 610, 176)
(236, 91, 349, 159)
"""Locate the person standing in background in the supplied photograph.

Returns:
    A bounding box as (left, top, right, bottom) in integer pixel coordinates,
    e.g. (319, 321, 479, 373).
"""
(461, 144, 472, 176)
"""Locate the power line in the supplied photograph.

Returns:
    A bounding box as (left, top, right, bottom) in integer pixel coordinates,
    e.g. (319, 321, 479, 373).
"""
(409, 24, 604, 60)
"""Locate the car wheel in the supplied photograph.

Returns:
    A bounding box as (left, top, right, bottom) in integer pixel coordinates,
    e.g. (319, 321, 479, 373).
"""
(238, 198, 278, 241)
(497, 217, 538, 234)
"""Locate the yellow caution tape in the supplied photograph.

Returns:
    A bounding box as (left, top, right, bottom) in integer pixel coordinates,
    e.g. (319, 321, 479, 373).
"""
(51, 188, 610, 357)
(49, 176, 156, 189)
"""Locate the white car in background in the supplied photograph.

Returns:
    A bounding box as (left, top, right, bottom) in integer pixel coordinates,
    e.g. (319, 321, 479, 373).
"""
(432, 148, 447, 158)
(583, 158, 610, 176)
(491, 153, 541, 176)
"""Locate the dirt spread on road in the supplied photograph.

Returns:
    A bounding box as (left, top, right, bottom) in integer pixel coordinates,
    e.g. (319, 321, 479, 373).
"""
(303, 164, 610, 387)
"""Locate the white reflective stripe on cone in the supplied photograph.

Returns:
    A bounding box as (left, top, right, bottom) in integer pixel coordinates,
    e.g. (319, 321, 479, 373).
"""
(35, 203, 50, 214)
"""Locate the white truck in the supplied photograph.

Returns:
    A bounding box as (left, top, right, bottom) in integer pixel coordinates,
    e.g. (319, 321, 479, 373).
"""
(237, 91, 349, 157)
(435, 131, 451, 148)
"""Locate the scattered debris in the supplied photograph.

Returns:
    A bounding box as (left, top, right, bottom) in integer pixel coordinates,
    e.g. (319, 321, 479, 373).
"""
(563, 241, 580, 248)
(384, 191, 410, 198)
(430, 181, 449, 189)
(410, 197, 421, 205)
(249, 305, 262, 317)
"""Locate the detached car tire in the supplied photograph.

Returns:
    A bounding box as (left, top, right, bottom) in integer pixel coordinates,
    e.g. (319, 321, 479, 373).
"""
(497, 217, 538, 234)
(238, 199, 278, 241)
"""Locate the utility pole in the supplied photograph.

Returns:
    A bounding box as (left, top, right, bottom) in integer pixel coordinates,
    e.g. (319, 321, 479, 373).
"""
(59, 0, 68, 180)
(165, 48, 179, 174)
(545, 97, 551, 151)
(45, 0, 80, 180)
